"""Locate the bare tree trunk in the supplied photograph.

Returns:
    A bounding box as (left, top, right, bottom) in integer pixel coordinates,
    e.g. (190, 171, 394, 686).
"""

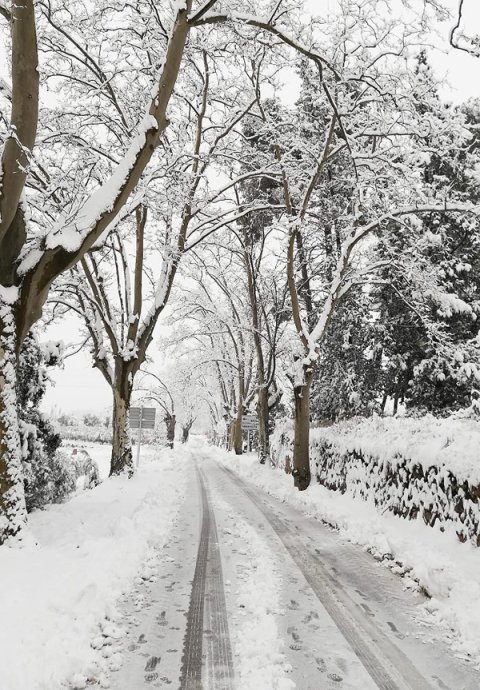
(393, 379, 401, 416)
(233, 405, 243, 455)
(181, 419, 194, 444)
(233, 366, 245, 455)
(292, 370, 313, 491)
(228, 420, 235, 451)
(257, 386, 270, 463)
(0, 311, 27, 543)
(165, 414, 176, 449)
(110, 363, 133, 476)
(244, 250, 270, 463)
(380, 391, 388, 415)
(295, 231, 315, 331)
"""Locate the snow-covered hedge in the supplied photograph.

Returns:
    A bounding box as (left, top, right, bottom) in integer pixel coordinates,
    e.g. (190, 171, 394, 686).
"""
(57, 424, 113, 444)
(271, 415, 480, 546)
(57, 424, 164, 445)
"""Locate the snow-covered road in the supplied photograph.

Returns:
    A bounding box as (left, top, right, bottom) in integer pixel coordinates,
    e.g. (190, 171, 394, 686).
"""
(111, 451, 480, 690)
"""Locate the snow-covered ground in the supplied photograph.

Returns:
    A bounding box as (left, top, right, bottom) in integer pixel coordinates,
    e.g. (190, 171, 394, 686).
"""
(0, 447, 187, 690)
(217, 447, 480, 666)
(61, 440, 161, 481)
(4, 438, 480, 689)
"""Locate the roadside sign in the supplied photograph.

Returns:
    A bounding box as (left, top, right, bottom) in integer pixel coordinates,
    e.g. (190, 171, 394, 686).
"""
(130, 407, 156, 467)
(130, 407, 156, 429)
(242, 415, 257, 452)
(242, 415, 257, 430)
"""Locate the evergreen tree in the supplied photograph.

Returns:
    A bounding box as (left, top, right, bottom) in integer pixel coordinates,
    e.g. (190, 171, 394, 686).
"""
(17, 334, 75, 511)
(373, 55, 480, 415)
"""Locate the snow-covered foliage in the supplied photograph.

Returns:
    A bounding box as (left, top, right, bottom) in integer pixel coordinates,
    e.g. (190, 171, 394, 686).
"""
(16, 334, 74, 512)
(271, 415, 480, 545)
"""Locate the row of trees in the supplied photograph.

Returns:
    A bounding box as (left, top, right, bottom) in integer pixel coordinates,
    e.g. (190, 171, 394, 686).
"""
(169, 54, 480, 488)
(1, 0, 478, 541)
(1, 0, 334, 541)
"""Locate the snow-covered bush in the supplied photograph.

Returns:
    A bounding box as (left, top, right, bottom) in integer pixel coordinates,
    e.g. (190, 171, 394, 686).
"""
(270, 419, 294, 473)
(271, 415, 480, 545)
(57, 422, 160, 446)
(71, 449, 100, 490)
(17, 334, 98, 511)
(17, 334, 76, 511)
(58, 423, 112, 445)
(23, 442, 76, 512)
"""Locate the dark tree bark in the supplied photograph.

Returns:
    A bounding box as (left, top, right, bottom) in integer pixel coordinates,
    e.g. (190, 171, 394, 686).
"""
(0, 1, 193, 542)
(181, 419, 194, 444)
(165, 413, 176, 449)
(292, 370, 313, 491)
(233, 367, 245, 455)
(233, 407, 243, 455)
(244, 250, 270, 462)
(110, 361, 133, 476)
(256, 386, 270, 463)
(0, 311, 28, 540)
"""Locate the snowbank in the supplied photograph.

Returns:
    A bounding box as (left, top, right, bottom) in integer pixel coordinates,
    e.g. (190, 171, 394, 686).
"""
(62, 440, 164, 481)
(272, 415, 480, 545)
(216, 448, 480, 664)
(0, 448, 187, 690)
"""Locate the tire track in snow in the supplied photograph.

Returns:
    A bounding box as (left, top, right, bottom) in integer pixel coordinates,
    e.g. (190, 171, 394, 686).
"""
(179, 464, 234, 689)
(220, 465, 430, 690)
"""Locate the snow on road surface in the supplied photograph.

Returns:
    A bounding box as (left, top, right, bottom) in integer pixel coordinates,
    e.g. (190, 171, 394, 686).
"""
(220, 446, 480, 666)
(0, 449, 186, 690)
(111, 439, 480, 689)
(2, 439, 480, 689)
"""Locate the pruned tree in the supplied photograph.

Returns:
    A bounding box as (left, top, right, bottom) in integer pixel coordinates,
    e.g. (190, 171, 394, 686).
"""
(242, 1, 480, 489)
(49, 39, 283, 475)
(0, 0, 195, 542)
(171, 243, 258, 454)
(1, 0, 465, 541)
(1, 0, 348, 541)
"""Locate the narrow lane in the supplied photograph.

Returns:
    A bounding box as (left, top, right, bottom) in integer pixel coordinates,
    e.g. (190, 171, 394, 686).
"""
(113, 468, 202, 689)
(204, 458, 374, 689)
(112, 453, 480, 689)
(180, 465, 234, 689)
(219, 464, 427, 690)
(207, 457, 480, 690)
(179, 467, 211, 689)
(113, 458, 235, 690)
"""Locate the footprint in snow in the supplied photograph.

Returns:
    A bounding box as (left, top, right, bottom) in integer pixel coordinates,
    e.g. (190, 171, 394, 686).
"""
(157, 611, 167, 626)
(302, 611, 319, 624)
(287, 626, 300, 642)
(145, 672, 159, 683)
(144, 656, 160, 672)
(327, 672, 343, 682)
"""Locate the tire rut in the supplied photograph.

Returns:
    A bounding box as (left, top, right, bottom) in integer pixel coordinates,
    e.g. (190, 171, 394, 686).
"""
(220, 465, 430, 690)
(179, 464, 234, 689)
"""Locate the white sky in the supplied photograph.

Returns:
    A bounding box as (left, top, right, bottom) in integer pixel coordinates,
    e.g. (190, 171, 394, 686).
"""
(42, 315, 113, 418)
(40, 0, 480, 416)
